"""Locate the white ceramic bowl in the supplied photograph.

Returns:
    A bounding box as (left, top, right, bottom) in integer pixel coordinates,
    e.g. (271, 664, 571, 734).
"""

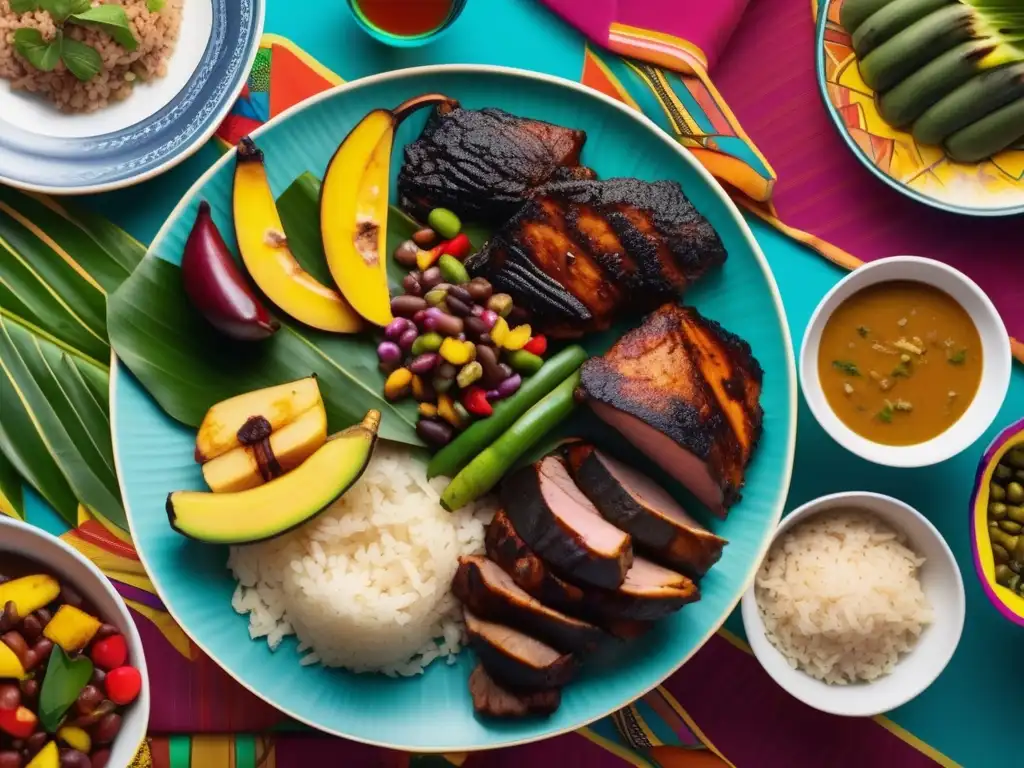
(740, 492, 965, 717)
(800, 256, 1012, 467)
(0, 517, 149, 765)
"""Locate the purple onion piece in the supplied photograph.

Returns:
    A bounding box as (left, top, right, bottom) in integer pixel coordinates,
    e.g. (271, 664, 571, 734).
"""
(496, 373, 522, 398)
(480, 310, 498, 330)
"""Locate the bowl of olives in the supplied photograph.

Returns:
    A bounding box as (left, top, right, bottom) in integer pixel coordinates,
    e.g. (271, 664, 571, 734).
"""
(970, 417, 1024, 627)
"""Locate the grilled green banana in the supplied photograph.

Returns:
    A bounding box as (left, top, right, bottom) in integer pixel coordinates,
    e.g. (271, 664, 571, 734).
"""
(913, 63, 1024, 146)
(859, 4, 976, 92)
(840, 0, 897, 34)
(852, 0, 953, 58)
(945, 99, 1024, 162)
(878, 40, 1000, 127)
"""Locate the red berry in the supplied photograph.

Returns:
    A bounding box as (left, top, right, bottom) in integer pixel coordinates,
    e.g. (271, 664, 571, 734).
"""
(90, 634, 128, 671)
(105, 666, 142, 705)
(461, 386, 493, 417)
(522, 334, 547, 356)
(439, 233, 471, 260)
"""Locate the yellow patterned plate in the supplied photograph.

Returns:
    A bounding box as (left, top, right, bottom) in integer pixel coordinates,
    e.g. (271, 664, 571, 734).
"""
(816, 0, 1024, 216)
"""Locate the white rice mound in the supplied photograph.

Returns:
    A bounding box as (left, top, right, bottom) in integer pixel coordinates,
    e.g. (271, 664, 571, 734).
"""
(755, 509, 934, 685)
(228, 443, 496, 677)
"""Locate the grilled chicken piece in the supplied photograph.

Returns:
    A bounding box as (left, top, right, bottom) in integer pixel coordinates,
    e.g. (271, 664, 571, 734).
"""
(466, 178, 727, 336)
(502, 457, 633, 588)
(453, 556, 604, 653)
(486, 508, 696, 625)
(463, 609, 576, 691)
(398, 104, 595, 224)
(565, 443, 727, 578)
(469, 664, 561, 719)
(581, 304, 763, 516)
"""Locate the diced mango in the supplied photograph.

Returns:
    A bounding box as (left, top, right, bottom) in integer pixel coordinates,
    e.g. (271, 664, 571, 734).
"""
(43, 605, 101, 653)
(57, 725, 91, 753)
(26, 741, 58, 768)
(0, 575, 60, 618)
(0, 642, 25, 680)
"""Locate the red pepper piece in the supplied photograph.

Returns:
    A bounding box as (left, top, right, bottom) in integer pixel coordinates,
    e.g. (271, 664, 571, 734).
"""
(439, 233, 472, 260)
(105, 666, 143, 705)
(462, 386, 493, 417)
(522, 334, 547, 356)
(0, 706, 38, 738)
(90, 634, 128, 671)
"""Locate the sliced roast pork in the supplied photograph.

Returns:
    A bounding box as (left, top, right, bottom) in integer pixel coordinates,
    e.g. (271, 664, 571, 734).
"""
(463, 610, 576, 691)
(453, 556, 604, 653)
(486, 507, 696, 625)
(580, 303, 763, 516)
(565, 443, 727, 578)
(501, 457, 633, 588)
(469, 664, 561, 719)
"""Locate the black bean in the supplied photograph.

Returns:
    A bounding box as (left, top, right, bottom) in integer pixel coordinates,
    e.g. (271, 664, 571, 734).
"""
(431, 314, 464, 337)
(466, 278, 493, 303)
(19, 616, 41, 644)
(498, 363, 514, 380)
(59, 749, 91, 768)
(507, 306, 531, 328)
(25, 733, 47, 757)
(0, 684, 19, 710)
(477, 333, 493, 347)
(90, 750, 111, 768)
(390, 295, 428, 318)
(0, 602, 18, 633)
(0, 751, 20, 768)
(74, 686, 104, 717)
(420, 266, 443, 290)
(93, 624, 118, 641)
(475, 345, 505, 388)
(1, 632, 28, 664)
(415, 418, 454, 447)
(447, 285, 473, 305)
(60, 584, 83, 609)
(90, 668, 106, 687)
(445, 295, 472, 317)
(393, 240, 419, 269)
(31, 640, 52, 666)
(19, 680, 37, 704)
(463, 316, 488, 342)
(412, 228, 437, 248)
(34, 609, 52, 627)
(402, 273, 423, 297)
(91, 713, 122, 745)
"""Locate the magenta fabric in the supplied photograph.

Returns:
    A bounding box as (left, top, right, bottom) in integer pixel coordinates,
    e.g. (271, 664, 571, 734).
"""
(539, 0, 751, 68)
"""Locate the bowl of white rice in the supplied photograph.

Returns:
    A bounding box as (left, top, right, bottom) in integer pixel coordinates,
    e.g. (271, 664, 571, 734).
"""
(740, 492, 965, 717)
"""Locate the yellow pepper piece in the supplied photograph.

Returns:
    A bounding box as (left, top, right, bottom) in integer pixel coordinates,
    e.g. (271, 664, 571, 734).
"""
(57, 726, 91, 754)
(26, 741, 58, 768)
(383, 368, 413, 401)
(415, 247, 441, 271)
(439, 338, 475, 366)
(501, 324, 532, 351)
(491, 316, 509, 347)
(418, 402, 438, 419)
(42, 605, 101, 653)
(437, 394, 464, 429)
(0, 575, 60, 618)
(0, 641, 25, 680)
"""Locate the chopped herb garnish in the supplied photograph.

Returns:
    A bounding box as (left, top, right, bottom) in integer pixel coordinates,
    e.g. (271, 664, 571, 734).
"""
(948, 349, 967, 365)
(832, 360, 861, 376)
(856, 326, 870, 338)
(877, 404, 894, 423)
(892, 362, 911, 378)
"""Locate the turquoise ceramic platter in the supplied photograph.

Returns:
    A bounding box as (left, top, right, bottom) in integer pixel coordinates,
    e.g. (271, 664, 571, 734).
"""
(111, 65, 797, 751)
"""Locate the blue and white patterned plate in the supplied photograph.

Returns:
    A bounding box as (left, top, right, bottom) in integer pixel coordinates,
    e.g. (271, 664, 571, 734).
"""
(0, 0, 264, 194)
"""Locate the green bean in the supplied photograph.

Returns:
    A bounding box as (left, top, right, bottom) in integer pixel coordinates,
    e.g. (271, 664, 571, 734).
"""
(996, 564, 1013, 586)
(1000, 520, 1022, 534)
(1010, 560, 1022, 574)
(989, 502, 1007, 520)
(993, 543, 1010, 564)
(994, 464, 1013, 481)
(990, 483, 1006, 502)
(1006, 505, 1024, 524)
(1007, 482, 1024, 504)
(1007, 447, 1024, 469)
(991, 528, 1018, 551)
(1015, 534, 1024, 563)
(1009, 574, 1021, 592)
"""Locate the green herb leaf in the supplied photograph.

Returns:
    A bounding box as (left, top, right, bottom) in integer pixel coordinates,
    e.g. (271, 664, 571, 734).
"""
(856, 325, 870, 338)
(39, 646, 93, 733)
(948, 349, 967, 365)
(10, 0, 40, 12)
(39, 0, 76, 22)
(70, 4, 138, 51)
(147, 0, 166, 10)
(60, 36, 102, 81)
(13, 28, 62, 72)
(891, 362, 911, 378)
(877, 404, 894, 424)
(831, 360, 861, 376)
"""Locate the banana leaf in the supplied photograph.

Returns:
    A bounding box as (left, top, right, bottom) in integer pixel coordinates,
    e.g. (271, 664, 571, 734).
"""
(0, 451, 23, 520)
(0, 187, 143, 530)
(106, 173, 430, 447)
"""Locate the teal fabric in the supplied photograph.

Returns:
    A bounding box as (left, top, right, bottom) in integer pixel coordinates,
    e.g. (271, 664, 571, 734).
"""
(28, 0, 1019, 763)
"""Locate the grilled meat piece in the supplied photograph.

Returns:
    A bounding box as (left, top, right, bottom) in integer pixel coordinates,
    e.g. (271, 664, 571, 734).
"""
(486, 507, 696, 624)
(565, 443, 727, 578)
(466, 178, 727, 336)
(502, 457, 633, 588)
(398, 104, 595, 224)
(581, 304, 763, 516)
(453, 556, 604, 653)
(463, 609, 576, 691)
(469, 664, 561, 719)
